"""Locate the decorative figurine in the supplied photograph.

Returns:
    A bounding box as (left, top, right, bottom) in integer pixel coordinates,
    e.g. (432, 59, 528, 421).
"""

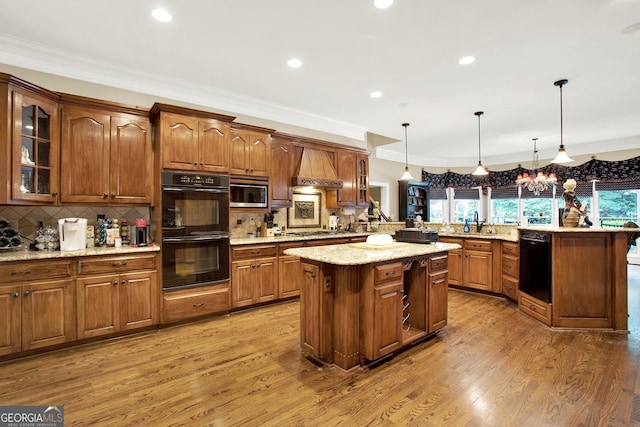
(562, 179, 592, 227)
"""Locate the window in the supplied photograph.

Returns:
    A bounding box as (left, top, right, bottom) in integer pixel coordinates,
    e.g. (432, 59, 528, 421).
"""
(427, 187, 446, 223)
(595, 181, 640, 227)
(491, 187, 519, 224)
(453, 188, 480, 224)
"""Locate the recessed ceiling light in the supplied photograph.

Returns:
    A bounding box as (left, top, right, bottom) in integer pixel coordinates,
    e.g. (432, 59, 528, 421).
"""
(370, 91, 382, 98)
(287, 58, 302, 68)
(458, 56, 475, 65)
(374, 0, 394, 9)
(152, 8, 172, 23)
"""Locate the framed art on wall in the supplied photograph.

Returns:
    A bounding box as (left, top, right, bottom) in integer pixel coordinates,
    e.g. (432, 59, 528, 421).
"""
(287, 192, 322, 228)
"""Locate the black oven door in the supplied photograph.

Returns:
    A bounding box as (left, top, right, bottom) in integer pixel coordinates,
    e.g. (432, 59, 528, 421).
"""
(162, 235, 229, 291)
(162, 187, 229, 237)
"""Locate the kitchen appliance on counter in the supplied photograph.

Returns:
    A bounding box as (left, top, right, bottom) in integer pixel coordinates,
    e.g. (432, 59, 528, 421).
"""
(161, 171, 230, 291)
(394, 227, 438, 244)
(58, 218, 88, 251)
(329, 213, 339, 231)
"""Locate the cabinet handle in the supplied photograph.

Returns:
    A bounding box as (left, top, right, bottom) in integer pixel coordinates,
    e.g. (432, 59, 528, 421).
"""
(13, 292, 19, 298)
(250, 250, 260, 254)
(121, 279, 126, 285)
(200, 162, 204, 166)
(193, 302, 205, 307)
(103, 193, 108, 198)
(113, 281, 119, 285)
(432, 278, 445, 285)
(250, 168, 254, 172)
(529, 304, 537, 311)
(9, 270, 31, 276)
(51, 192, 58, 197)
(304, 270, 316, 278)
(23, 290, 29, 297)
(386, 271, 396, 276)
(245, 168, 249, 172)
(111, 193, 116, 198)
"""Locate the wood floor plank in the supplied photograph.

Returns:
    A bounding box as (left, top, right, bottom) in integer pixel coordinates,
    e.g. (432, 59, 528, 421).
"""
(1, 266, 639, 426)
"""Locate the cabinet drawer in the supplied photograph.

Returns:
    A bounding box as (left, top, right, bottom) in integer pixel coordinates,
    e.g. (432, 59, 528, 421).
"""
(0, 260, 72, 283)
(232, 245, 277, 260)
(162, 283, 230, 322)
(374, 262, 403, 283)
(278, 242, 304, 256)
(519, 292, 551, 325)
(502, 275, 518, 301)
(463, 239, 492, 252)
(502, 255, 518, 278)
(502, 242, 519, 256)
(77, 254, 156, 275)
(429, 255, 448, 272)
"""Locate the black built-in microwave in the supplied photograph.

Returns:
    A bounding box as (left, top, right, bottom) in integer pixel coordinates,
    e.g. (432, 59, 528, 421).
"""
(229, 181, 268, 208)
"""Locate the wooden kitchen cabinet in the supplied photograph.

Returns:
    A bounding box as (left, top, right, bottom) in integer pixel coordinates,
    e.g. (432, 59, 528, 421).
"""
(155, 110, 231, 173)
(428, 255, 449, 332)
(327, 149, 370, 208)
(229, 124, 273, 178)
(76, 254, 158, 339)
(231, 244, 278, 307)
(60, 102, 152, 204)
(361, 262, 404, 360)
(278, 242, 304, 298)
(270, 137, 294, 208)
(0, 260, 74, 356)
(0, 75, 61, 205)
(162, 282, 230, 323)
(501, 241, 519, 301)
(439, 237, 500, 293)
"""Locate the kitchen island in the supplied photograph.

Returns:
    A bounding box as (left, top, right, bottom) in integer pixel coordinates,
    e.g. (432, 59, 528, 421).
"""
(518, 226, 637, 332)
(284, 240, 460, 370)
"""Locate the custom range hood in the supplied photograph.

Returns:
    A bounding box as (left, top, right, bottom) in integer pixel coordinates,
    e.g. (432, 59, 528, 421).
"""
(291, 148, 343, 188)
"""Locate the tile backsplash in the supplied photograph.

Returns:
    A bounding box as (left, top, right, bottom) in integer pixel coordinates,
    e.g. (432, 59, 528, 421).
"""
(0, 205, 151, 242)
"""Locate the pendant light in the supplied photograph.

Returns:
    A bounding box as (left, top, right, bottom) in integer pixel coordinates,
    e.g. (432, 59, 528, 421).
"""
(472, 111, 488, 176)
(551, 79, 573, 164)
(399, 122, 414, 181)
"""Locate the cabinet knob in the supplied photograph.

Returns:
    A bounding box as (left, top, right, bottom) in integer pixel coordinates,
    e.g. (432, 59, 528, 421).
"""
(111, 193, 116, 198)
(51, 192, 58, 197)
(13, 292, 19, 298)
(23, 290, 29, 297)
(121, 279, 126, 285)
(113, 281, 119, 285)
(200, 162, 204, 166)
(250, 168, 254, 172)
(103, 193, 108, 198)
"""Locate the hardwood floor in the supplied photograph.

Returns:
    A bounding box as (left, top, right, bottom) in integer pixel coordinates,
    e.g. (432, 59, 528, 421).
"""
(1, 267, 639, 426)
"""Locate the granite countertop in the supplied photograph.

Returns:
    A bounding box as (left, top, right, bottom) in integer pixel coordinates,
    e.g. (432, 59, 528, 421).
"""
(0, 244, 160, 263)
(517, 225, 639, 233)
(230, 232, 372, 246)
(436, 231, 519, 242)
(284, 241, 461, 266)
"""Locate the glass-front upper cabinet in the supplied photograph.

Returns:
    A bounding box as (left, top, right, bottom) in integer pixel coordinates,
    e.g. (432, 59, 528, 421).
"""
(12, 90, 59, 203)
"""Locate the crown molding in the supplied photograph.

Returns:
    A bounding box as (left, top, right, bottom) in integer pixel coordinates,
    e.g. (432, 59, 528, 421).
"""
(0, 34, 367, 141)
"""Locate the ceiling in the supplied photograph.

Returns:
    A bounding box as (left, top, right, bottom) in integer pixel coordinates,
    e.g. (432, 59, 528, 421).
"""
(1, 0, 639, 170)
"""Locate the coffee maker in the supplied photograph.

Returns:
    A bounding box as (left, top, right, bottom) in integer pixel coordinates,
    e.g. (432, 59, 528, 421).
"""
(328, 213, 339, 232)
(132, 219, 149, 247)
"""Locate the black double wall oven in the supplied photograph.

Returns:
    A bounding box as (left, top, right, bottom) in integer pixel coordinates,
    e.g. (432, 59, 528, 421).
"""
(161, 171, 230, 291)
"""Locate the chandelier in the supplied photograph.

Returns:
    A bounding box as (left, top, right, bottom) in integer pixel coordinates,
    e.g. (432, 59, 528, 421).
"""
(516, 138, 557, 195)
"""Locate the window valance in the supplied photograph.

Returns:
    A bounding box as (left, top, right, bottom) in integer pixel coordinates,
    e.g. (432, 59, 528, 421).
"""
(421, 155, 640, 189)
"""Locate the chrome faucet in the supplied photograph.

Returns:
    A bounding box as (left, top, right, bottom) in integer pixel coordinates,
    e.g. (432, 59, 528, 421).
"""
(474, 211, 486, 232)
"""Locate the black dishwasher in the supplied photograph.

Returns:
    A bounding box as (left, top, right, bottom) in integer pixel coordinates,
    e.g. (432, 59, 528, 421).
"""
(519, 230, 552, 303)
